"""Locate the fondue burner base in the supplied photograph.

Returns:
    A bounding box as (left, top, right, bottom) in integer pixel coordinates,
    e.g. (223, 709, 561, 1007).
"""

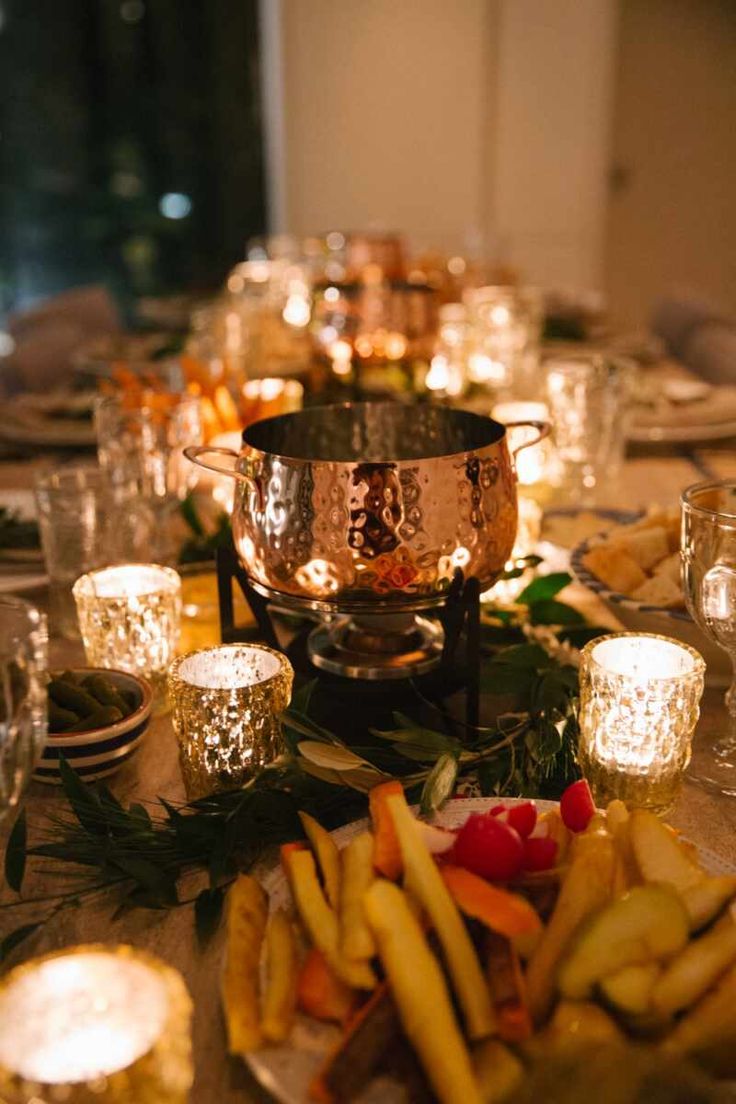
(308, 614, 444, 680)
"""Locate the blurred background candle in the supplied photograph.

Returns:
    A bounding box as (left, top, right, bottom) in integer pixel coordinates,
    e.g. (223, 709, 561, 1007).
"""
(578, 632, 705, 813)
(169, 643, 294, 799)
(240, 377, 303, 426)
(492, 400, 556, 496)
(0, 945, 192, 1104)
(73, 564, 181, 708)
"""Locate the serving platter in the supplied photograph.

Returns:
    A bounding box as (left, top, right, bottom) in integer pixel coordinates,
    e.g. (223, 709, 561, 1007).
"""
(246, 797, 733, 1104)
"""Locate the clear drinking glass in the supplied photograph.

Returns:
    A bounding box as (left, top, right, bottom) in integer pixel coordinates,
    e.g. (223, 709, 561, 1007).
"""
(682, 480, 736, 794)
(95, 394, 203, 563)
(34, 465, 144, 639)
(464, 285, 543, 399)
(545, 353, 632, 504)
(0, 597, 47, 821)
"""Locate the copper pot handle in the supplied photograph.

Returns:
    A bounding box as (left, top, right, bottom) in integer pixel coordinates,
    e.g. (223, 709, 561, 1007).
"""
(504, 420, 551, 460)
(183, 445, 264, 508)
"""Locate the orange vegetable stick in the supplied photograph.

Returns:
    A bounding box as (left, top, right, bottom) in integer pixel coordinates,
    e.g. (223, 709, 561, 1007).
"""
(280, 840, 307, 875)
(369, 781, 404, 880)
(297, 948, 357, 1025)
(309, 983, 392, 1104)
(440, 865, 543, 941)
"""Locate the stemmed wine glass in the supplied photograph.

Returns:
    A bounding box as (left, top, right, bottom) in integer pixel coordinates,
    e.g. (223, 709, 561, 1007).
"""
(681, 480, 736, 793)
(0, 597, 48, 821)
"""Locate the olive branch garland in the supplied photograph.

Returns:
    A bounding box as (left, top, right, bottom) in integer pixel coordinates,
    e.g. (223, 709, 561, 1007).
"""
(0, 570, 607, 959)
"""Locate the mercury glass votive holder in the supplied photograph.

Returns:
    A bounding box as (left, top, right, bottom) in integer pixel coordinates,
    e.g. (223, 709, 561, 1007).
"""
(578, 632, 705, 813)
(0, 944, 193, 1104)
(73, 564, 182, 708)
(169, 643, 294, 799)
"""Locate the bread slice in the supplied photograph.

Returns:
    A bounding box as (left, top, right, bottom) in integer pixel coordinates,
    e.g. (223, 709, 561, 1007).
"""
(610, 527, 670, 572)
(581, 545, 647, 595)
(653, 552, 682, 586)
(630, 573, 684, 609)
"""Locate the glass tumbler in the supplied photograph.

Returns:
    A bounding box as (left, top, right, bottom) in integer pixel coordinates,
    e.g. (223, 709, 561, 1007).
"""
(682, 480, 736, 794)
(168, 644, 294, 799)
(34, 465, 143, 639)
(0, 596, 47, 822)
(73, 564, 182, 709)
(545, 353, 633, 504)
(95, 394, 203, 563)
(464, 285, 543, 399)
(578, 632, 705, 813)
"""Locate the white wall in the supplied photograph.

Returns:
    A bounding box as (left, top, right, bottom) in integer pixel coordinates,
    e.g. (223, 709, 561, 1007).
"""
(494, 0, 618, 289)
(265, 0, 618, 288)
(275, 0, 497, 255)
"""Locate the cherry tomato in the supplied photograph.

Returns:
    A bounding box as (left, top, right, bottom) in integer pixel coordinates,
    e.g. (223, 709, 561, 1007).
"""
(560, 779, 596, 833)
(453, 812, 524, 881)
(505, 801, 537, 839)
(522, 836, 558, 872)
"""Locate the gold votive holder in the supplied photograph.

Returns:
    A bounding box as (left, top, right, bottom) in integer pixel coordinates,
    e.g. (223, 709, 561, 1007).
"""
(578, 632, 705, 813)
(0, 944, 193, 1104)
(168, 643, 294, 799)
(73, 564, 182, 709)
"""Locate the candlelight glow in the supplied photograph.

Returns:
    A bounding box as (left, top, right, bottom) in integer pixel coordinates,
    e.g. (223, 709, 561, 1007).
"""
(169, 644, 293, 799)
(0, 945, 192, 1101)
(492, 400, 552, 486)
(468, 352, 506, 383)
(578, 633, 705, 812)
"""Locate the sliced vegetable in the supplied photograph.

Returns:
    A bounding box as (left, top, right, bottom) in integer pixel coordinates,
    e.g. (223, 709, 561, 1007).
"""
(221, 874, 268, 1055)
(310, 983, 396, 1104)
(558, 884, 689, 1000)
(559, 779, 596, 833)
(680, 875, 736, 932)
(369, 780, 404, 880)
(298, 948, 356, 1024)
(364, 879, 483, 1104)
(386, 793, 496, 1040)
(536, 808, 570, 864)
(441, 864, 542, 950)
(527, 1000, 624, 1058)
(526, 831, 616, 1023)
(485, 931, 532, 1043)
(299, 810, 341, 910)
(522, 836, 558, 873)
(472, 1038, 524, 1104)
(282, 846, 376, 991)
(629, 808, 703, 895)
(660, 959, 736, 1069)
(340, 831, 376, 962)
(599, 962, 661, 1016)
(453, 812, 524, 882)
(261, 909, 299, 1044)
(652, 909, 736, 1016)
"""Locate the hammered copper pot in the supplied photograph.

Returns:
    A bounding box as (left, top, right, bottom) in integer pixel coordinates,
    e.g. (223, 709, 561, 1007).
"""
(185, 402, 547, 614)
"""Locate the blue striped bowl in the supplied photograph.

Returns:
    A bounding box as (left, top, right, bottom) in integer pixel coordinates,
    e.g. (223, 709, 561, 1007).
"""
(35, 668, 153, 784)
(570, 534, 730, 686)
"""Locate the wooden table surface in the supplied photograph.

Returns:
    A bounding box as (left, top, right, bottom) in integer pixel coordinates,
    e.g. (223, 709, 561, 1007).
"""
(1, 444, 736, 1103)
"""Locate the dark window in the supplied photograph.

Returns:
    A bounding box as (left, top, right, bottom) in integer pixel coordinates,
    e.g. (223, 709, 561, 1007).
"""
(0, 0, 266, 314)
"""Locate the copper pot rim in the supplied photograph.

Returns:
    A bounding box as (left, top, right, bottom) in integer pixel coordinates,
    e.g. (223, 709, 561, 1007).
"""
(240, 400, 510, 465)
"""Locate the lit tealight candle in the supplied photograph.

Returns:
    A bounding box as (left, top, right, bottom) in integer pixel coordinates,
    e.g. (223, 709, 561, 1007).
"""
(168, 643, 294, 799)
(0, 945, 192, 1103)
(578, 632, 705, 813)
(73, 564, 182, 708)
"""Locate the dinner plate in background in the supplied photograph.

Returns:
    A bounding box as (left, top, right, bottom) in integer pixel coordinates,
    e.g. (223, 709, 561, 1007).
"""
(570, 532, 730, 686)
(0, 390, 97, 447)
(246, 797, 735, 1104)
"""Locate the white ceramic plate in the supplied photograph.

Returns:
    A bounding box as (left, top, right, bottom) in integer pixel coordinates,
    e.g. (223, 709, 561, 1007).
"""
(245, 797, 734, 1104)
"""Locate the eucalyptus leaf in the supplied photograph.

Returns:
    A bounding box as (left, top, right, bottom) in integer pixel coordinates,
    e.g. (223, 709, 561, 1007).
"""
(129, 803, 152, 829)
(498, 643, 553, 668)
(557, 625, 609, 648)
(4, 809, 26, 892)
(284, 710, 346, 747)
(480, 664, 536, 696)
(195, 886, 225, 945)
(518, 572, 572, 605)
(297, 741, 369, 772)
(0, 922, 41, 961)
(528, 599, 585, 626)
(420, 753, 458, 815)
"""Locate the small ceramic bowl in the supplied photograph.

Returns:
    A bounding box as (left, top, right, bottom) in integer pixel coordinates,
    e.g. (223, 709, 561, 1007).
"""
(35, 668, 153, 784)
